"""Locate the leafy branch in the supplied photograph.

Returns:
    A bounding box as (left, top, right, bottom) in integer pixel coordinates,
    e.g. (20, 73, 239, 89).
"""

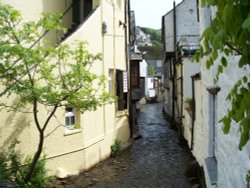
(195, 0, 250, 150)
(0, 5, 115, 183)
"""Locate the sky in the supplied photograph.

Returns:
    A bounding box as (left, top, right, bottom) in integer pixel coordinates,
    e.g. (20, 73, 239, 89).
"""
(130, 0, 182, 29)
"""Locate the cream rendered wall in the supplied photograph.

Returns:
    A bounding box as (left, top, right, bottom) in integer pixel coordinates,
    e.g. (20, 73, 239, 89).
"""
(182, 57, 200, 147)
(0, 0, 74, 45)
(0, 0, 43, 21)
(0, 0, 130, 176)
(191, 80, 206, 166)
(183, 58, 200, 100)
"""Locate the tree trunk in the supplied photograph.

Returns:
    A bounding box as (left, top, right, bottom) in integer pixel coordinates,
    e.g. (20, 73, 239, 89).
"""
(24, 100, 58, 183)
(24, 130, 44, 183)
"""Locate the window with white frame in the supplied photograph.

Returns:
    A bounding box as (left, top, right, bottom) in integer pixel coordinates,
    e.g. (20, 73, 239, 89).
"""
(65, 107, 77, 130)
(109, 69, 114, 94)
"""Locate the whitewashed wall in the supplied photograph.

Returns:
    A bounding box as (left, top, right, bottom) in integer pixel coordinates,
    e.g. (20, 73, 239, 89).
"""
(163, 0, 200, 52)
(199, 6, 250, 188)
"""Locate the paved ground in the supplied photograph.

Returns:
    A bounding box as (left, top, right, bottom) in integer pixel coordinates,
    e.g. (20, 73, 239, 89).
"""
(51, 103, 193, 188)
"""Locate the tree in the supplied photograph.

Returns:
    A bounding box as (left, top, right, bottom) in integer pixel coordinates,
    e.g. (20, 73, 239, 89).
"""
(195, 0, 250, 150)
(146, 28, 162, 46)
(0, 5, 115, 183)
(148, 66, 156, 76)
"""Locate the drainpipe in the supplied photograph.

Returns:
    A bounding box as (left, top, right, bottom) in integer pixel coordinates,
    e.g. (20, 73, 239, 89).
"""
(101, 0, 107, 136)
(207, 87, 220, 156)
(180, 56, 183, 135)
(124, 0, 128, 95)
(127, 0, 133, 138)
(172, 1, 176, 123)
(128, 0, 131, 43)
(125, 0, 133, 138)
(112, 1, 116, 71)
(191, 76, 195, 150)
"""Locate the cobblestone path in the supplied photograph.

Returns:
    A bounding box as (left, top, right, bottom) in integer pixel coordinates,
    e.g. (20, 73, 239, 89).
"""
(55, 103, 193, 188)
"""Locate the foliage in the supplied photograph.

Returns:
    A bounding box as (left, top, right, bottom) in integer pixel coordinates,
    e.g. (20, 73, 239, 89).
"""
(0, 5, 115, 183)
(185, 98, 193, 106)
(194, 0, 250, 150)
(0, 140, 49, 188)
(0, 140, 21, 180)
(247, 170, 250, 188)
(148, 66, 156, 76)
(16, 156, 50, 188)
(139, 27, 162, 46)
(146, 28, 162, 46)
(110, 139, 121, 157)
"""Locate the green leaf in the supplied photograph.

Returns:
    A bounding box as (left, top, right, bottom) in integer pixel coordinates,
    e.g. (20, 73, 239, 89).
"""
(224, 48, 231, 56)
(221, 56, 228, 67)
(212, 50, 218, 60)
(242, 16, 250, 32)
(198, 0, 250, 150)
(220, 116, 231, 134)
(242, 76, 248, 84)
(218, 65, 223, 74)
(239, 118, 250, 150)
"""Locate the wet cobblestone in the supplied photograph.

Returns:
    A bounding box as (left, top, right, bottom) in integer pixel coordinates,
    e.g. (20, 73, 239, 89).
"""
(53, 103, 193, 188)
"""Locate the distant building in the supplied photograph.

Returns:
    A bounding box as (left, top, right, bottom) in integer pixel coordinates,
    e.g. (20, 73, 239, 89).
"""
(135, 27, 152, 47)
(139, 46, 164, 100)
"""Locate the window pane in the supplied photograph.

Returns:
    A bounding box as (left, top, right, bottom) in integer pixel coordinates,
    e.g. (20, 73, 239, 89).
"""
(71, 116, 75, 125)
(66, 117, 70, 126)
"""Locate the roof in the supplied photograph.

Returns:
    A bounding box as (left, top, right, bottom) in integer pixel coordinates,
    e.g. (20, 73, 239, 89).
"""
(162, 0, 184, 18)
(138, 46, 163, 60)
(130, 52, 143, 61)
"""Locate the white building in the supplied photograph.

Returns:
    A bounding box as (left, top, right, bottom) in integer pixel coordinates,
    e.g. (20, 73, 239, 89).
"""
(194, 5, 250, 188)
(162, 0, 200, 128)
(163, 1, 250, 187)
(135, 27, 152, 47)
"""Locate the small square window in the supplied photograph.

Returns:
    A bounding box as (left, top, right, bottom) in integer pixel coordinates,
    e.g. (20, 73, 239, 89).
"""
(65, 107, 79, 130)
(156, 60, 162, 68)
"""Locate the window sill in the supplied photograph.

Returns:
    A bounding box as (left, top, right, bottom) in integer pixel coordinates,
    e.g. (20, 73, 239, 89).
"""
(205, 157, 218, 185)
(64, 129, 82, 136)
(116, 109, 128, 117)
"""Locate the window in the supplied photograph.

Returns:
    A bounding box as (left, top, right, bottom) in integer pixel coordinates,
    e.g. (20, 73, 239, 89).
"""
(65, 107, 80, 130)
(116, 70, 128, 111)
(109, 69, 114, 94)
(156, 60, 162, 68)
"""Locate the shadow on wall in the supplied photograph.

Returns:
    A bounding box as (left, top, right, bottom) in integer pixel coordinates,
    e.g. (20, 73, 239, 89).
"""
(1, 97, 30, 148)
(115, 115, 130, 148)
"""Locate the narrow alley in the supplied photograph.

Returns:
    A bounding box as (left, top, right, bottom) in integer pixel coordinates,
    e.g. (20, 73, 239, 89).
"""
(52, 103, 193, 188)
